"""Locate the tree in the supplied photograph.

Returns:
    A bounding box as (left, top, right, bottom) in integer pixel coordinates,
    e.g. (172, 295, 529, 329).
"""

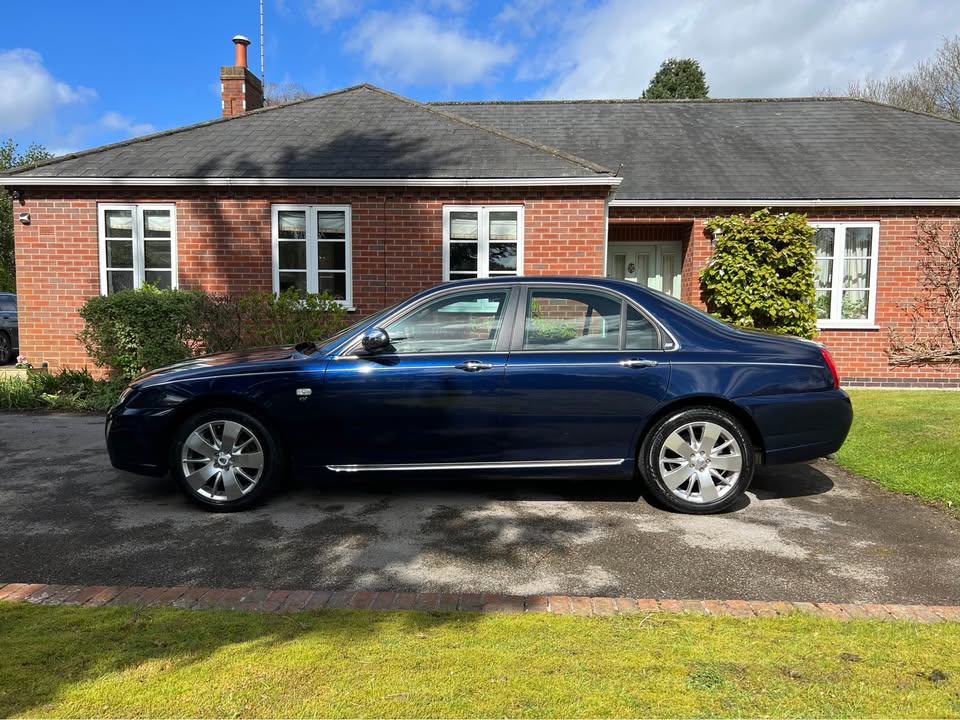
(888, 221, 960, 365)
(822, 35, 960, 120)
(642, 58, 709, 99)
(1, 139, 54, 292)
(263, 81, 312, 106)
(700, 209, 818, 339)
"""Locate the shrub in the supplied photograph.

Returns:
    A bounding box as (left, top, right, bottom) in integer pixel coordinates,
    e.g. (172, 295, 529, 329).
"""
(78, 284, 206, 382)
(0, 368, 123, 412)
(700, 209, 818, 339)
(235, 289, 348, 349)
(78, 286, 349, 381)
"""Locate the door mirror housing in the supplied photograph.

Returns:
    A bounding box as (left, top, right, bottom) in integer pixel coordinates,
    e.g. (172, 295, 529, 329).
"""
(361, 327, 391, 354)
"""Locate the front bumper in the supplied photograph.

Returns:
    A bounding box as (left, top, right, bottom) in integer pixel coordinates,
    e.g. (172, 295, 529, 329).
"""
(105, 405, 172, 476)
(736, 388, 853, 465)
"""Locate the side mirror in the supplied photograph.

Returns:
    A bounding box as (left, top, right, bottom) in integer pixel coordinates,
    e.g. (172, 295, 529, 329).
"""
(361, 327, 391, 354)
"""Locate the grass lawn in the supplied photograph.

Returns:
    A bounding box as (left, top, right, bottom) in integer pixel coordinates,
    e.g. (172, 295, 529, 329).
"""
(836, 390, 960, 509)
(2, 603, 959, 718)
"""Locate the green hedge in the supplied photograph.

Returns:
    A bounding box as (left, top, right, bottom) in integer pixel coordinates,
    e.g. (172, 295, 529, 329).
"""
(700, 209, 818, 339)
(78, 286, 348, 382)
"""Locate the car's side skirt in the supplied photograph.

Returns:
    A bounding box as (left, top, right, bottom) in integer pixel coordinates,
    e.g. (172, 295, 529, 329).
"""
(326, 458, 627, 473)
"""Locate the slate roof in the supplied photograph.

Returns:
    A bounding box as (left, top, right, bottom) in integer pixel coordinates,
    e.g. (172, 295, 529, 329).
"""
(1, 84, 612, 181)
(436, 98, 960, 200)
(6, 84, 960, 202)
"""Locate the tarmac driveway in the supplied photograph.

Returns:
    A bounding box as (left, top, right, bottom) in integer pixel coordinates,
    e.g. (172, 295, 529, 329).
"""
(2, 413, 959, 605)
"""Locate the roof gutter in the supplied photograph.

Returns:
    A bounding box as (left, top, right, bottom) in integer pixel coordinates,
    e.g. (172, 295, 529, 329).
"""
(1, 176, 622, 188)
(610, 197, 960, 207)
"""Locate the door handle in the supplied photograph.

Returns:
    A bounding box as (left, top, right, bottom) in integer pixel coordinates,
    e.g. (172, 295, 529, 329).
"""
(619, 358, 659, 368)
(454, 360, 495, 372)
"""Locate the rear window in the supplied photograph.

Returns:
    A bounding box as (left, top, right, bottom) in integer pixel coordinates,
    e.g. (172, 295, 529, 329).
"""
(0, 298, 15, 312)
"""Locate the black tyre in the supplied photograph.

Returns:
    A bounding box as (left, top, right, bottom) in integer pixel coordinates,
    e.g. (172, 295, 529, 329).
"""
(170, 408, 280, 512)
(0, 331, 11, 365)
(639, 407, 754, 514)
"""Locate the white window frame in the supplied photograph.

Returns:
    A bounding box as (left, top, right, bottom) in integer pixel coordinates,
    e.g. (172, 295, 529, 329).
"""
(271, 204, 353, 308)
(97, 203, 178, 295)
(810, 221, 880, 329)
(443, 205, 525, 281)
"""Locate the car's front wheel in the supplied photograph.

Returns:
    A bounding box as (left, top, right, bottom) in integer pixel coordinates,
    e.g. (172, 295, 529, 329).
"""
(171, 408, 280, 512)
(639, 407, 754, 514)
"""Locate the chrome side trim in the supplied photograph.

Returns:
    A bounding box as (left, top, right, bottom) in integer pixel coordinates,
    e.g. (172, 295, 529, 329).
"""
(671, 361, 823, 368)
(326, 458, 626, 473)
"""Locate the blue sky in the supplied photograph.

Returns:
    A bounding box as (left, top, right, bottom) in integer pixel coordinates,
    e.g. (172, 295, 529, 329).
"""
(2, 0, 959, 156)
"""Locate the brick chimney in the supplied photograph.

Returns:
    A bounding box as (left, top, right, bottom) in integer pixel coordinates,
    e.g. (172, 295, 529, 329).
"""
(220, 35, 263, 117)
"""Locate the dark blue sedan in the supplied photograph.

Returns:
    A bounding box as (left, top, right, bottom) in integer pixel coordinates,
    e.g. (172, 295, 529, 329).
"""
(106, 277, 852, 514)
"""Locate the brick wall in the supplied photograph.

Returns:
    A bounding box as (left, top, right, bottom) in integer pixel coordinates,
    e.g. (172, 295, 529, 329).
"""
(610, 206, 960, 388)
(14, 189, 959, 387)
(13, 185, 607, 370)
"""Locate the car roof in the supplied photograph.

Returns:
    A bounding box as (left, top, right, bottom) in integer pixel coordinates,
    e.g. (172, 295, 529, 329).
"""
(439, 274, 644, 289)
(435, 274, 659, 299)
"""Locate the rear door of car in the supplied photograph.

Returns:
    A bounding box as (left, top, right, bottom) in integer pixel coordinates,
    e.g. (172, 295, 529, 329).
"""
(310, 285, 518, 468)
(500, 284, 672, 463)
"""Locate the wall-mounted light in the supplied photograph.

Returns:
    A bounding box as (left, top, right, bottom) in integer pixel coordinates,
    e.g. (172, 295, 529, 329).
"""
(10, 189, 24, 205)
(18, 212, 30, 225)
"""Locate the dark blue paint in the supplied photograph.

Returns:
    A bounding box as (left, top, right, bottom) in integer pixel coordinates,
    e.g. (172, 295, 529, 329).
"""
(106, 277, 853, 479)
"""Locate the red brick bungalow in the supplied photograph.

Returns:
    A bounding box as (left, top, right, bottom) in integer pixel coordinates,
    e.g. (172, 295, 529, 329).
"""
(3, 41, 960, 387)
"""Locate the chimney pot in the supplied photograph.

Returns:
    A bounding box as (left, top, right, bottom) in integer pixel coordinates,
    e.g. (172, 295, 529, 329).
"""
(221, 35, 262, 117)
(233, 35, 251, 68)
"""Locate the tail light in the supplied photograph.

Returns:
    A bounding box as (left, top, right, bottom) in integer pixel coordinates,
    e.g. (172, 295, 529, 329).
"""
(820, 346, 840, 389)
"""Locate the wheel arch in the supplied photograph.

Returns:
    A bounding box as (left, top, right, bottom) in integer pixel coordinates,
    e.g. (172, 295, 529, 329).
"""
(638, 395, 766, 461)
(164, 393, 287, 461)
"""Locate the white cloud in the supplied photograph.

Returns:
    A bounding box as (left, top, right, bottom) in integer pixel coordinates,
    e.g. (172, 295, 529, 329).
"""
(536, 0, 960, 99)
(99, 112, 156, 138)
(348, 11, 516, 86)
(306, 0, 360, 28)
(0, 48, 95, 132)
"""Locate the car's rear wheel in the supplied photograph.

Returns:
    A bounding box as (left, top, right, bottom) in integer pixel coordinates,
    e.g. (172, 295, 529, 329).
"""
(171, 408, 279, 512)
(0, 331, 11, 365)
(639, 407, 754, 514)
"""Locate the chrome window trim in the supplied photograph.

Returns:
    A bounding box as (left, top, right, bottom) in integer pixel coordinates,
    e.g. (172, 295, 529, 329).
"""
(326, 458, 626, 472)
(336, 284, 518, 357)
(331, 280, 681, 358)
(509, 281, 680, 353)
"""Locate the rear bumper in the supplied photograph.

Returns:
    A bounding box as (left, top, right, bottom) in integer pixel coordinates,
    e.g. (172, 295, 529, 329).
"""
(736, 389, 853, 465)
(105, 406, 172, 476)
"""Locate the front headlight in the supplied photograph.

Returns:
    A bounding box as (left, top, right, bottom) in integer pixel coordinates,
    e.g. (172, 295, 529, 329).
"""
(117, 385, 135, 406)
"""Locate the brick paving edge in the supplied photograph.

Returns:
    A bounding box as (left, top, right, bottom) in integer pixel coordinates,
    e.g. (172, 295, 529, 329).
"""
(1, 583, 957, 622)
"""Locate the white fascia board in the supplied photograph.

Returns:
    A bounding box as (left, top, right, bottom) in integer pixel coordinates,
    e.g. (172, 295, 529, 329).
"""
(3, 176, 623, 188)
(609, 197, 960, 207)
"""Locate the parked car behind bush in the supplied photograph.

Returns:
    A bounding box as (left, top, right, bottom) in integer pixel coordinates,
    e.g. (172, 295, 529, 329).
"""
(0, 292, 18, 365)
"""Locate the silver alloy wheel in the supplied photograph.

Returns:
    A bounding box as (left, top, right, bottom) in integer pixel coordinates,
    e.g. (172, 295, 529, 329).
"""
(180, 420, 265, 501)
(657, 421, 743, 504)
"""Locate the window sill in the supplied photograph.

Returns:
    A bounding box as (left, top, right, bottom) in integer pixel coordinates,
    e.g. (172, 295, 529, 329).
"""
(817, 323, 880, 331)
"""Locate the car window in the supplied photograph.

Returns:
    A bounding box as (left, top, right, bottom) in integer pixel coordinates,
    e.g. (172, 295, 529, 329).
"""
(523, 289, 621, 351)
(0, 299, 14, 312)
(383, 289, 510, 354)
(625, 305, 660, 350)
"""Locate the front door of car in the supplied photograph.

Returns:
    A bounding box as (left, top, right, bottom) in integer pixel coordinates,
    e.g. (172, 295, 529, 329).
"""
(500, 286, 671, 463)
(312, 287, 516, 468)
